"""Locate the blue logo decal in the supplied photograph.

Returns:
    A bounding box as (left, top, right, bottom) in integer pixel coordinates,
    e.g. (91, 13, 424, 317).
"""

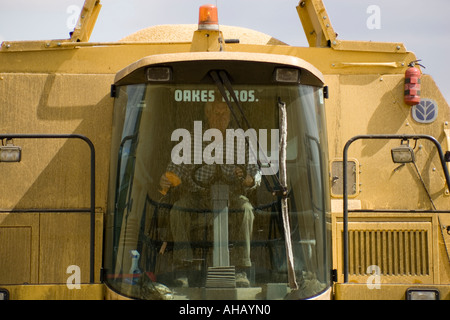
(412, 99, 438, 124)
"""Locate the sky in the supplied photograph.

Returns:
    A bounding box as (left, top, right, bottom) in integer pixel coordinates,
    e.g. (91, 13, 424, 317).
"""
(0, 0, 449, 102)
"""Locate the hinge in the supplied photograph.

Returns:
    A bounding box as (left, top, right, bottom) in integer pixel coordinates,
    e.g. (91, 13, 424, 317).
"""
(323, 86, 329, 99)
(110, 84, 117, 98)
(331, 269, 338, 282)
(99, 267, 105, 282)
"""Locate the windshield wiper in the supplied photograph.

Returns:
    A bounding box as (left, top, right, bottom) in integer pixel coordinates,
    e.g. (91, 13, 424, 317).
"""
(209, 71, 282, 190)
(278, 98, 298, 290)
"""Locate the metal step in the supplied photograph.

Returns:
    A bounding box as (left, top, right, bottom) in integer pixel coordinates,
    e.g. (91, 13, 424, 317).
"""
(205, 266, 236, 288)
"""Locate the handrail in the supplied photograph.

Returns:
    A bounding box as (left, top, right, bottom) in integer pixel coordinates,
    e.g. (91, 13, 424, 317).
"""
(342, 134, 450, 283)
(0, 134, 96, 284)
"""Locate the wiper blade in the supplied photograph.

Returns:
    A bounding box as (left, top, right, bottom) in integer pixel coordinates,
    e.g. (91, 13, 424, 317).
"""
(278, 98, 298, 290)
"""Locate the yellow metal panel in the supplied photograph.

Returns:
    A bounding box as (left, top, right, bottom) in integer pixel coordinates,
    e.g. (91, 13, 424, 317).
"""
(325, 73, 449, 210)
(2, 284, 105, 300)
(0, 211, 103, 286)
(0, 213, 39, 284)
(0, 68, 110, 291)
(39, 211, 103, 284)
(333, 212, 439, 284)
(0, 41, 417, 76)
(0, 73, 114, 210)
(331, 40, 406, 53)
(334, 283, 450, 300)
(0, 227, 31, 284)
(190, 30, 223, 52)
(114, 51, 324, 85)
(0, 43, 192, 73)
(438, 214, 450, 284)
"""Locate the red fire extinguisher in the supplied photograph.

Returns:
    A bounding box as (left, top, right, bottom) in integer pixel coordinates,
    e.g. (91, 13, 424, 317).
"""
(404, 60, 425, 106)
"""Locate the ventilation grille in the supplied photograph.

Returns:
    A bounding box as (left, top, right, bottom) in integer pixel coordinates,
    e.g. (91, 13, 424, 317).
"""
(348, 229, 430, 276)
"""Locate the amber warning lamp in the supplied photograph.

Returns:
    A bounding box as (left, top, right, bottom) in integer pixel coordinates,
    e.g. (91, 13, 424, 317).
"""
(198, 4, 219, 30)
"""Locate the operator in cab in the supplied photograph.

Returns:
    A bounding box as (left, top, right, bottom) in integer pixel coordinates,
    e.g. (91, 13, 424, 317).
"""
(160, 100, 261, 287)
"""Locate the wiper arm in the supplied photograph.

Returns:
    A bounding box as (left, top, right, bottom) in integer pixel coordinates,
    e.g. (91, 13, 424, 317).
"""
(209, 70, 280, 180)
(210, 70, 245, 129)
(217, 70, 252, 130)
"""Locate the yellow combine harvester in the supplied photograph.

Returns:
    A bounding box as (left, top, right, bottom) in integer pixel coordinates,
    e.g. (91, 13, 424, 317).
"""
(0, 0, 449, 300)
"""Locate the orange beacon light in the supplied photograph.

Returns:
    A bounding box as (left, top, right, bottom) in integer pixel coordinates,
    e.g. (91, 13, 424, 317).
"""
(198, 4, 219, 30)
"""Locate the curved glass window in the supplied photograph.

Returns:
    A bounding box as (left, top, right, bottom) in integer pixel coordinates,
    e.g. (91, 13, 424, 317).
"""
(104, 82, 331, 300)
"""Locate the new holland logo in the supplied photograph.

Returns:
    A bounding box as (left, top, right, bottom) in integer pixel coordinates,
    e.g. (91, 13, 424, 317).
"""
(412, 99, 438, 124)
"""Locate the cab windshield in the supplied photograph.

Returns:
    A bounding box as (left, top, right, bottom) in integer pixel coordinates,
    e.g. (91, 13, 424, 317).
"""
(104, 82, 331, 300)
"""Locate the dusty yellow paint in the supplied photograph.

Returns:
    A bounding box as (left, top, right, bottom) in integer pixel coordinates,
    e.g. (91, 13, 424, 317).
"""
(335, 283, 450, 300)
(0, 212, 103, 285)
(2, 284, 104, 300)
